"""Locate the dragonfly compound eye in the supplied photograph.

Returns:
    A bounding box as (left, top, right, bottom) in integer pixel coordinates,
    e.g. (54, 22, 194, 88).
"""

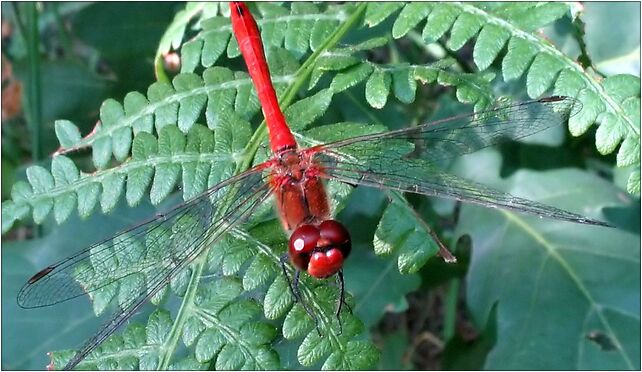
(289, 224, 320, 271)
(319, 220, 351, 260)
(308, 248, 345, 279)
(288, 220, 351, 277)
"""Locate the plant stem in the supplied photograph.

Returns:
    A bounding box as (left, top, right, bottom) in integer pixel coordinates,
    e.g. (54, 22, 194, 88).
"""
(154, 54, 170, 83)
(25, 2, 43, 238)
(25, 2, 43, 164)
(158, 256, 206, 369)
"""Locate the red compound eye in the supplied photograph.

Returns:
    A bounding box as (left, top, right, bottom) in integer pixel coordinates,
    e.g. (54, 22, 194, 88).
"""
(288, 224, 320, 271)
(288, 220, 352, 277)
(308, 248, 344, 278)
(318, 220, 351, 259)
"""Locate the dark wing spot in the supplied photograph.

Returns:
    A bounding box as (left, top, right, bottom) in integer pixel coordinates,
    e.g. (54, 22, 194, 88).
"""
(538, 96, 564, 103)
(28, 266, 55, 284)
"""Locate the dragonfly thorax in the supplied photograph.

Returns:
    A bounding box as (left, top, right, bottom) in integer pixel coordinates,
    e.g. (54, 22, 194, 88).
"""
(270, 149, 331, 232)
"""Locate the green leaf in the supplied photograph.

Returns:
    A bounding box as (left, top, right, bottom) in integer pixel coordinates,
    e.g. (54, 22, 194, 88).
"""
(282, 305, 314, 340)
(602, 75, 641, 103)
(568, 89, 604, 136)
(526, 53, 564, 97)
(100, 173, 126, 213)
(2, 201, 29, 233)
(148, 81, 179, 131)
(263, 276, 295, 320)
(155, 3, 218, 75)
(195, 329, 225, 363)
(170, 356, 208, 370)
(284, 3, 318, 58)
(323, 341, 380, 370)
(392, 66, 417, 104)
(205, 20, 232, 67)
(453, 150, 640, 369)
(147, 309, 173, 345)
(284, 89, 333, 132)
(242, 253, 275, 291)
(365, 69, 391, 109)
(595, 112, 626, 155)
(126, 133, 157, 206)
(298, 330, 332, 366)
(422, 4, 461, 44)
(617, 135, 641, 167)
(54, 120, 82, 149)
(502, 37, 537, 81)
(392, 3, 433, 39)
(216, 343, 244, 370)
(473, 24, 510, 70)
(627, 170, 640, 195)
(150, 126, 184, 205)
(507, 2, 570, 31)
(173, 73, 207, 133)
(310, 12, 341, 52)
(447, 12, 483, 51)
(330, 63, 374, 93)
(124, 91, 153, 135)
(92, 137, 113, 170)
(51, 156, 79, 186)
(180, 39, 204, 73)
(26, 166, 54, 193)
(374, 194, 441, 274)
(364, 2, 404, 27)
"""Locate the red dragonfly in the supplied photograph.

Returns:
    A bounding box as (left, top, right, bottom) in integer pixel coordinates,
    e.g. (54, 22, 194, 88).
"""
(18, 2, 611, 370)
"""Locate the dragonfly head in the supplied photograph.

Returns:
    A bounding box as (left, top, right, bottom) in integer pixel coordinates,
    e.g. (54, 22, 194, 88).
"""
(288, 220, 351, 279)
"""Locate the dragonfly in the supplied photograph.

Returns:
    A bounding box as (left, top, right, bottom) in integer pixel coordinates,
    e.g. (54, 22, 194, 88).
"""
(18, 2, 612, 370)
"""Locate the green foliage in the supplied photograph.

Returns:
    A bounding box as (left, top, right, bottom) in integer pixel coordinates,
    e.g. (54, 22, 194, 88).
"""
(374, 193, 441, 274)
(3, 2, 639, 371)
(3, 122, 249, 232)
(453, 150, 639, 369)
(376, 2, 640, 193)
(154, 2, 221, 80)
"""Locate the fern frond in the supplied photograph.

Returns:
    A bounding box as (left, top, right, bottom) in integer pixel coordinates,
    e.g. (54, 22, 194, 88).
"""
(154, 2, 222, 81)
(377, 2, 640, 193)
(51, 67, 298, 169)
(50, 275, 281, 370)
(2, 122, 249, 232)
(50, 310, 172, 369)
(205, 222, 378, 369)
(180, 277, 280, 369)
(374, 193, 442, 274)
(179, 2, 350, 73)
(310, 45, 495, 112)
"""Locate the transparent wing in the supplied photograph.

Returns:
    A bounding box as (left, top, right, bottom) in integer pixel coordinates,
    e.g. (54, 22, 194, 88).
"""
(18, 166, 274, 369)
(319, 158, 610, 226)
(311, 96, 581, 165)
(311, 96, 610, 227)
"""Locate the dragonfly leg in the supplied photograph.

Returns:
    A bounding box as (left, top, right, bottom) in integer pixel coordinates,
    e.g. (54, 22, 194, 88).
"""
(280, 254, 321, 335)
(334, 269, 351, 335)
(294, 270, 321, 336)
(280, 253, 299, 302)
